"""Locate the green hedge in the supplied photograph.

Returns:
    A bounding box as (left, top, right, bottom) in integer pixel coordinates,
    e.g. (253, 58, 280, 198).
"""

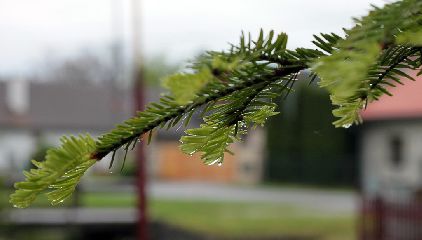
(264, 81, 358, 187)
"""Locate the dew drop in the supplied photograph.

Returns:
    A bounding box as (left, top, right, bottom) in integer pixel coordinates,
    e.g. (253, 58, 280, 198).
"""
(207, 158, 221, 166)
(342, 124, 352, 129)
(109, 171, 113, 174)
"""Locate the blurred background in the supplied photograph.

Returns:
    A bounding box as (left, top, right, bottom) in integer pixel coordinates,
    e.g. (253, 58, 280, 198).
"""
(1, 0, 421, 240)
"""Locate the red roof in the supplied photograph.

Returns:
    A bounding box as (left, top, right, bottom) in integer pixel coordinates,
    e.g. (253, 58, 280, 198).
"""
(361, 70, 422, 121)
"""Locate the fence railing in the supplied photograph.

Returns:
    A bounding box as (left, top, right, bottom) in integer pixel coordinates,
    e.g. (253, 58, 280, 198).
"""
(360, 197, 422, 240)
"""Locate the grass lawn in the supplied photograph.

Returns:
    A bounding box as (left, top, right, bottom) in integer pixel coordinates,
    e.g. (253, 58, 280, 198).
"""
(81, 191, 136, 207)
(150, 199, 356, 240)
(81, 192, 355, 240)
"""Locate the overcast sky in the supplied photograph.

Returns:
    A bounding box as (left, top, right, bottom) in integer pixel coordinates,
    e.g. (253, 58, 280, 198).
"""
(0, 0, 388, 75)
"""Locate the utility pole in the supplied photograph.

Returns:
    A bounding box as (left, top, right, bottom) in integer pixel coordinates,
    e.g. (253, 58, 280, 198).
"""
(131, 0, 148, 239)
(110, 0, 123, 124)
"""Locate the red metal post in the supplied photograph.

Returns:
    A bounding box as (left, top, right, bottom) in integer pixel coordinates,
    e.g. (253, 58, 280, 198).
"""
(131, 0, 148, 238)
(359, 197, 366, 240)
(374, 196, 384, 240)
(134, 70, 148, 240)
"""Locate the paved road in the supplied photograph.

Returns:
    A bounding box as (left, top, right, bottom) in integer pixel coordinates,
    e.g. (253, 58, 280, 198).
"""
(148, 182, 358, 214)
(5, 182, 357, 225)
(6, 208, 136, 225)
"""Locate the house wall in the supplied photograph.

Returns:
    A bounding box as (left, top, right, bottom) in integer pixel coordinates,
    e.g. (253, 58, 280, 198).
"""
(237, 128, 266, 184)
(0, 129, 35, 173)
(151, 129, 266, 184)
(154, 141, 237, 183)
(361, 121, 422, 200)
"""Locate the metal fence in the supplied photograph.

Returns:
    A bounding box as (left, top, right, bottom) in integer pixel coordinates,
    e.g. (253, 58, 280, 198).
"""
(360, 197, 422, 240)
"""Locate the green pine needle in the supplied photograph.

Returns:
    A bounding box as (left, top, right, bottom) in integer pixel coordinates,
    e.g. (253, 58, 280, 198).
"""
(10, 135, 96, 208)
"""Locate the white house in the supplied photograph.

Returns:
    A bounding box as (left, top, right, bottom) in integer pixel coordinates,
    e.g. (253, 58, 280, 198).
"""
(359, 70, 422, 239)
(0, 80, 132, 182)
(361, 70, 422, 201)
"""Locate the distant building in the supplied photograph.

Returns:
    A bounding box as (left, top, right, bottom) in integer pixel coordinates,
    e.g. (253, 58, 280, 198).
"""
(0, 80, 132, 178)
(360, 70, 422, 239)
(153, 128, 266, 184)
(0, 80, 265, 184)
(361, 70, 422, 200)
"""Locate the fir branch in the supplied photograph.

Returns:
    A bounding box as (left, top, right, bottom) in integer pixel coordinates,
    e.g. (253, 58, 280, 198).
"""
(10, 135, 96, 208)
(369, 46, 420, 91)
(92, 64, 305, 161)
(313, 0, 422, 127)
(9, 0, 422, 208)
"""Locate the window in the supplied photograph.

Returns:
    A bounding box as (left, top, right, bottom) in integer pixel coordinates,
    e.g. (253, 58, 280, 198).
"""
(390, 135, 403, 166)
